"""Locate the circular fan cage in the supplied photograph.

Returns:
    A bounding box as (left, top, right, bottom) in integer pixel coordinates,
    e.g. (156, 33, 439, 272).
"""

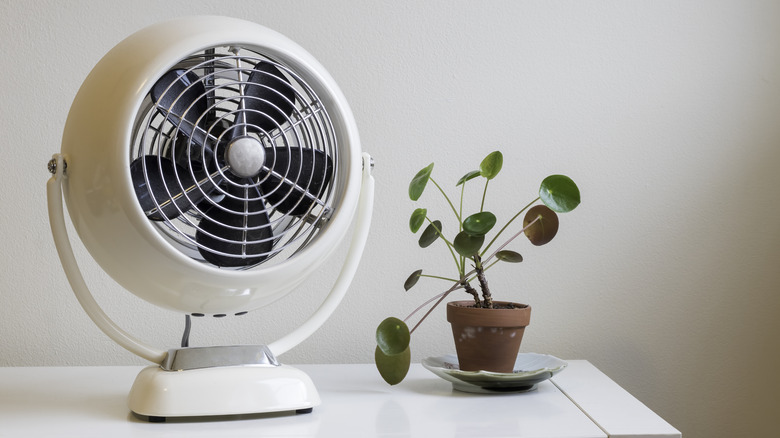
(132, 47, 338, 271)
(57, 17, 364, 317)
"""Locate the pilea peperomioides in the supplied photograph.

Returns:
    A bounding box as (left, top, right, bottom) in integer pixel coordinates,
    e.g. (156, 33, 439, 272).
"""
(375, 150, 581, 385)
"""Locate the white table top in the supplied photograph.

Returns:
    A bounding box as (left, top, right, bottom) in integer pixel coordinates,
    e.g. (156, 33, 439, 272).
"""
(0, 360, 679, 438)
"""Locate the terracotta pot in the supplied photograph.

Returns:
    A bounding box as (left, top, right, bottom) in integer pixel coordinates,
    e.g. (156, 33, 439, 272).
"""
(447, 301, 531, 373)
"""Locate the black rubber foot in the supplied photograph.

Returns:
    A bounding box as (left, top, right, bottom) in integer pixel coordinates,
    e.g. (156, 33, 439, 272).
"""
(148, 416, 166, 423)
(296, 408, 313, 415)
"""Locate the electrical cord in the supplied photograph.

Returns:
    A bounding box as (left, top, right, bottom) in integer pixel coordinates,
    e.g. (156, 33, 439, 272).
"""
(181, 315, 191, 348)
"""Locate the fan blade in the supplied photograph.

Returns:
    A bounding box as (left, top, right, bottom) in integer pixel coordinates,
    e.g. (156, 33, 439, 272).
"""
(131, 156, 221, 221)
(151, 69, 209, 147)
(240, 62, 296, 132)
(196, 185, 274, 267)
(170, 129, 226, 179)
(260, 147, 334, 216)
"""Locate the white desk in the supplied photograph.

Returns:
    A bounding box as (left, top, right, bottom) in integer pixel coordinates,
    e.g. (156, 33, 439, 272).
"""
(0, 361, 679, 437)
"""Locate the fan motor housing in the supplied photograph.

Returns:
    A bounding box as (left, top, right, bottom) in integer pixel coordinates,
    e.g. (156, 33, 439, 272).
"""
(60, 16, 361, 315)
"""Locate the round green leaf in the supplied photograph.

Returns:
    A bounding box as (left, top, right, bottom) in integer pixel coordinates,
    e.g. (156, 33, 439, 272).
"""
(496, 250, 523, 263)
(404, 269, 423, 291)
(462, 211, 497, 236)
(419, 220, 442, 248)
(375, 345, 411, 385)
(523, 205, 559, 246)
(409, 208, 427, 233)
(540, 175, 580, 213)
(376, 317, 410, 355)
(409, 163, 434, 201)
(453, 231, 485, 257)
(479, 151, 503, 180)
(456, 170, 481, 186)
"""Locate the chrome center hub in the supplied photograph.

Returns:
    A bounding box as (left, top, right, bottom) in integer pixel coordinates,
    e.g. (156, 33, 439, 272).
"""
(226, 136, 265, 178)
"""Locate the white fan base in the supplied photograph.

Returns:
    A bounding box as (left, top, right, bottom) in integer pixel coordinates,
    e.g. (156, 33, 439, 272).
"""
(128, 364, 321, 420)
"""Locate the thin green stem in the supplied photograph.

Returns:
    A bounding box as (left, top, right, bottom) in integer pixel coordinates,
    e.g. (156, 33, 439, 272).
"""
(425, 217, 464, 275)
(406, 281, 462, 335)
(459, 181, 465, 232)
(425, 217, 453, 247)
(461, 256, 479, 286)
(481, 197, 540, 256)
(481, 259, 501, 273)
(459, 182, 465, 270)
(430, 177, 461, 223)
(419, 273, 461, 283)
(482, 214, 541, 265)
(480, 179, 489, 212)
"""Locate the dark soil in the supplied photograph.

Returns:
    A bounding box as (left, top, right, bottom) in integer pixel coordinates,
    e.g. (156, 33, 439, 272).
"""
(455, 302, 528, 310)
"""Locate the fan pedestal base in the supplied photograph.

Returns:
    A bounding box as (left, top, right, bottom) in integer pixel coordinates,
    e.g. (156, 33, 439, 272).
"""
(128, 364, 320, 420)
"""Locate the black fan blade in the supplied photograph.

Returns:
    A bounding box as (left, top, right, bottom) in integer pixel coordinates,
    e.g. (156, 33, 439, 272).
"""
(260, 147, 334, 216)
(170, 129, 226, 180)
(131, 156, 209, 221)
(151, 69, 209, 147)
(196, 185, 274, 267)
(241, 62, 296, 132)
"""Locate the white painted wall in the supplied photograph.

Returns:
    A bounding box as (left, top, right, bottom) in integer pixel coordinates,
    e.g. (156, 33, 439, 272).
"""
(2, 1, 778, 436)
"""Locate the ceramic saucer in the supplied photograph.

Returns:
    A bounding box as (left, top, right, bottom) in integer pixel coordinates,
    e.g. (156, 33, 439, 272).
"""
(422, 353, 567, 394)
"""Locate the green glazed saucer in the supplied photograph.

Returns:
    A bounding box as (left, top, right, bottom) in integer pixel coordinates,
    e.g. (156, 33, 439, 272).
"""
(422, 353, 567, 394)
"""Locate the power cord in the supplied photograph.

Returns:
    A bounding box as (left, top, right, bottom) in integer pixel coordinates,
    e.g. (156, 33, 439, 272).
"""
(181, 314, 192, 348)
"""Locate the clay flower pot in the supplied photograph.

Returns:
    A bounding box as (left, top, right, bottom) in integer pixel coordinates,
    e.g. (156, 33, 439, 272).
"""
(447, 301, 531, 373)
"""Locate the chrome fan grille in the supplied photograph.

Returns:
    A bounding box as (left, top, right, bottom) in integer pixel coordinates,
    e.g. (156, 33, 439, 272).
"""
(129, 46, 338, 269)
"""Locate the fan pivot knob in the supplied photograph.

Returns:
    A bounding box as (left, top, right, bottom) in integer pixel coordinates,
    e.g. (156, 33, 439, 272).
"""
(226, 136, 265, 178)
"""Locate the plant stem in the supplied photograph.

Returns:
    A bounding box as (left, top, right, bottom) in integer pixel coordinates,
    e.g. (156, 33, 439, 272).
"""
(430, 177, 461, 223)
(459, 182, 466, 271)
(404, 290, 447, 324)
(480, 179, 489, 212)
(459, 179, 465, 232)
(483, 214, 541, 265)
(419, 273, 461, 283)
(481, 197, 540, 256)
(425, 217, 464, 275)
(473, 255, 493, 308)
(482, 259, 501, 273)
(406, 282, 462, 335)
(462, 281, 481, 307)
(460, 264, 480, 289)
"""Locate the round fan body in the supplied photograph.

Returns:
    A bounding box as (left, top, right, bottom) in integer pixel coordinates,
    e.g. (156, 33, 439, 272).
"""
(60, 16, 362, 315)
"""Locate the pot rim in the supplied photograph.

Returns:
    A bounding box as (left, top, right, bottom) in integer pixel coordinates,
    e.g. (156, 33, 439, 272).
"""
(447, 300, 529, 309)
(446, 300, 531, 327)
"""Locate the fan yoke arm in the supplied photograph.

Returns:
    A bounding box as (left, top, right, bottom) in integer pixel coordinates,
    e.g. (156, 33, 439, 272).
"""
(47, 152, 374, 364)
(268, 152, 375, 357)
(47, 154, 168, 364)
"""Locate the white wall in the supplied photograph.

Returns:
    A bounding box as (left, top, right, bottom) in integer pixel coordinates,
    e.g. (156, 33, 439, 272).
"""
(2, 1, 779, 436)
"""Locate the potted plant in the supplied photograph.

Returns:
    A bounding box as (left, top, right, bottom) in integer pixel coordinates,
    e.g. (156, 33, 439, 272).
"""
(375, 150, 580, 385)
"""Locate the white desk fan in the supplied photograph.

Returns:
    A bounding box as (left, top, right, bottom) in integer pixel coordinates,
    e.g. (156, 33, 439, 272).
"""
(46, 16, 374, 420)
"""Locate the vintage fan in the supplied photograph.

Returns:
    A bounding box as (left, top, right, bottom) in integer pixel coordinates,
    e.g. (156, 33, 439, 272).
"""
(46, 16, 374, 420)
